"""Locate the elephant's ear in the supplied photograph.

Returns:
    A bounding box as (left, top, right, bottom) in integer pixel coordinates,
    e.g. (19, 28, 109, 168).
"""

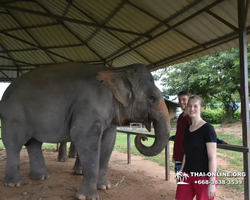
(96, 70, 134, 107)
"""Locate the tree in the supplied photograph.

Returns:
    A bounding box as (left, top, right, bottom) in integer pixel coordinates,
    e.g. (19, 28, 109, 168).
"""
(158, 45, 250, 122)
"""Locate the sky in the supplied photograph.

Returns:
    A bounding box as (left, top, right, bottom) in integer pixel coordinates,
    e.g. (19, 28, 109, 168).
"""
(0, 83, 10, 100)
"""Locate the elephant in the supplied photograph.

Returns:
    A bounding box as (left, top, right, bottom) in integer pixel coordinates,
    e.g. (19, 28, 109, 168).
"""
(57, 142, 77, 162)
(57, 142, 83, 174)
(0, 63, 171, 200)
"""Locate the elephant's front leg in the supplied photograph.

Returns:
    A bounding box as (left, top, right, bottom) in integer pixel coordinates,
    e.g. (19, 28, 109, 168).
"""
(72, 123, 102, 200)
(98, 126, 117, 190)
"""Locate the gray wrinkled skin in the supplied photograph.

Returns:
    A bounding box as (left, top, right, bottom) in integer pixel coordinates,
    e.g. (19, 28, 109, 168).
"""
(1, 63, 170, 200)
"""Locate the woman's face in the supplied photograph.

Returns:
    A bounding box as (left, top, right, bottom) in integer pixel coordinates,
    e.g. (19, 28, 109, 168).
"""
(187, 98, 202, 118)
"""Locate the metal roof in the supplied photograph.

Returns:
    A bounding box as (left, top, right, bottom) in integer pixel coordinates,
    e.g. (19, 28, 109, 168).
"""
(0, 0, 249, 82)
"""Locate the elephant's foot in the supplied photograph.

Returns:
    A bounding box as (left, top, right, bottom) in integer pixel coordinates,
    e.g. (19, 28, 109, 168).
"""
(76, 187, 100, 200)
(68, 154, 77, 158)
(29, 171, 50, 180)
(4, 177, 23, 187)
(97, 177, 111, 190)
(73, 165, 83, 175)
(58, 157, 67, 162)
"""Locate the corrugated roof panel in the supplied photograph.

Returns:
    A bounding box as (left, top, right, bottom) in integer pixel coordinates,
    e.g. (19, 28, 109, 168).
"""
(0, 53, 15, 66)
(89, 30, 126, 58)
(66, 7, 95, 23)
(98, 0, 160, 47)
(108, 3, 158, 34)
(107, 31, 141, 47)
(37, 0, 68, 16)
(72, 0, 120, 24)
(129, 37, 148, 49)
(27, 25, 80, 47)
(0, 69, 18, 80)
(175, 13, 234, 44)
(64, 22, 96, 42)
(112, 51, 152, 68)
(49, 46, 101, 62)
(9, 1, 56, 26)
(12, 50, 53, 64)
(209, 0, 238, 28)
(136, 30, 197, 63)
(168, 1, 218, 26)
(130, 0, 191, 21)
(155, 35, 250, 70)
(0, 13, 20, 30)
(0, 31, 35, 50)
(124, 51, 151, 65)
(0, 0, 249, 81)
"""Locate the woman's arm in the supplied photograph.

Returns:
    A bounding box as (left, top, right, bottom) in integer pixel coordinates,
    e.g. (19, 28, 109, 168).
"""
(206, 142, 217, 199)
(180, 154, 186, 171)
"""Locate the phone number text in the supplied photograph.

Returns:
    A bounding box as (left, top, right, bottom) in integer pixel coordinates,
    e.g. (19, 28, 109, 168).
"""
(194, 180, 243, 185)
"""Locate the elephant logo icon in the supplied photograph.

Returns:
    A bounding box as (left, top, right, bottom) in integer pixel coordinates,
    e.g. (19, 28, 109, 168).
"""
(175, 171, 189, 185)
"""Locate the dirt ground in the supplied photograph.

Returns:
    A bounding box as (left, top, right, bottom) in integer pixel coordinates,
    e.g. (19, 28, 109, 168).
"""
(0, 122, 245, 200)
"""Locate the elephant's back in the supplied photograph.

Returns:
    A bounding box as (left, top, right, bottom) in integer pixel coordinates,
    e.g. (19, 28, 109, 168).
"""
(0, 63, 109, 115)
(2, 63, 106, 98)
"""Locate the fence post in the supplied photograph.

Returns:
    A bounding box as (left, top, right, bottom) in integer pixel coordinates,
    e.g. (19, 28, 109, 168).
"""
(127, 133, 131, 164)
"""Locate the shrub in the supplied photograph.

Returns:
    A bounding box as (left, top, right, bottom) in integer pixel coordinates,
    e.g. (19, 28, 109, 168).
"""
(201, 108, 224, 124)
(233, 110, 241, 119)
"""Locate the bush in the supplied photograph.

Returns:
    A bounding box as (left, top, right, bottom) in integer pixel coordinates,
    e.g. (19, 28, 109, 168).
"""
(233, 110, 241, 119)
(201, 108, 224, 124)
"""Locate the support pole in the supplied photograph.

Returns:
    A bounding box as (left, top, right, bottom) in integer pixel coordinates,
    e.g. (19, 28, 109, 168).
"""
(165, 142, 170, 180)
(127, 134, 131, 164)
(237, 1, 250, 200)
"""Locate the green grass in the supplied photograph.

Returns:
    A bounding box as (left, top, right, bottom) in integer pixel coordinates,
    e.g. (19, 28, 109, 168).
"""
(216, 132, 244, 191)
(115, 130, 176, 170)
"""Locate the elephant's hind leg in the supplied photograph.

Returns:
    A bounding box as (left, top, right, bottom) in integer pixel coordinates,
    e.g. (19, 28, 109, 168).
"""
(2, 124, 24, 187)
(68, 142, 77, 158)
(4, 145, 23, 187)
(73, 155, 83, 175)
(25, 138, 49, 180)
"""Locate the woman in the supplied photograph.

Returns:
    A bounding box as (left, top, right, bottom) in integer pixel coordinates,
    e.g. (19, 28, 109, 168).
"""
(175, 95, 217, 200)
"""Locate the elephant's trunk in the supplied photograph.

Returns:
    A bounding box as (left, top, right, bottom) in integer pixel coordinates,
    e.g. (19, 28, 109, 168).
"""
(134, 99, 170, 156)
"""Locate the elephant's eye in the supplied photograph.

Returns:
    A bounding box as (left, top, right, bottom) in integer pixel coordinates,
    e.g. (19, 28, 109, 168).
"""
(148, 94, 156, 102)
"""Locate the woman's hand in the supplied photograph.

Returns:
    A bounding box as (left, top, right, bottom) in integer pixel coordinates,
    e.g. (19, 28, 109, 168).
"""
(207, 184, 216, 199)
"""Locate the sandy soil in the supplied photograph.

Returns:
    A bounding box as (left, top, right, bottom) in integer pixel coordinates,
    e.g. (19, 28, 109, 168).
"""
(0, 145, 244, 200)
(0, 122, 245, 200)
(215, 121, 242, 136)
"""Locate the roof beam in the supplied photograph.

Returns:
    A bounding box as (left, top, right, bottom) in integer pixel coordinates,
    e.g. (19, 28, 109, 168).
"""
(0, 43, 85, 53)
(0, 30, 74, 62)
(66, 0, 133, 67)
(148, 26, 250, 69)
(0, 0, 35, 3)
(67, 0, 127, 44)
(0, 54, 104, 67)
(244, 0, 249, 28)
(0, 4, 151, 38)
(7, 9, 56, 64)
(106, 0, 224, 62)
(0, 41, 23, 75)
(105, 0, 204, 61)
(35, 0, 107, 66)
(1, 22, 60, 32)
(206, 10, 238, 31)
(0, 54, 40, 66)
(0, 70, 13, 81)
(127, 0, 205, 49)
